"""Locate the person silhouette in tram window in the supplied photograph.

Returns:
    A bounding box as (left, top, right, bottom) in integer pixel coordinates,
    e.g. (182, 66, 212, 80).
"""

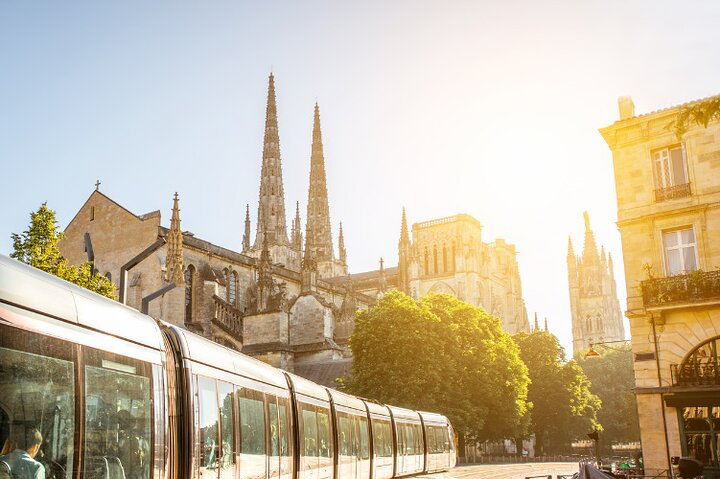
(117, 411, 148, 479)
(0, 428, 45, 479)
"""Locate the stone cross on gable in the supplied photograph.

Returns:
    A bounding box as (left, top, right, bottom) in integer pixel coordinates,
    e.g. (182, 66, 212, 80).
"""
(95, 180, 101, 191)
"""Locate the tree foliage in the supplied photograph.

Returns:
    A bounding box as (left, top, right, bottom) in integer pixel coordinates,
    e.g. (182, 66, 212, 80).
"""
(671, 97, 720, 139)
(577, 344, 640, 451)
(513, 330, 600, 454)
(11, 202, 116, 298)
(344, 291, 530, 443)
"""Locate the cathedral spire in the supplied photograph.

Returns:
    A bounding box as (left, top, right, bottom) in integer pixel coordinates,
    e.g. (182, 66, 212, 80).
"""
(582, 211, 600, 264)
(254, 73, 289, 249)
(608, 252, 616, 281)
(243, 204, 251, 252)
(338, 222, 347, 266)
(398, 207, 412, 294)
(534, 312, 540, 332)
(301, 225, 318, 293)
(291, 201, 303, 250)
(544, 317, 548, 331)
(378, 257, 387, 292)
(166, 192, 184, 285)
(305, 102, 334, 262)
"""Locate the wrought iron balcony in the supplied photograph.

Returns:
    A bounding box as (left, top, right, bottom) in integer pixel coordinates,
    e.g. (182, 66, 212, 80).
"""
(212, 294, 243, 338)
(654, 182, 691, 202)
(641, 270, 720, 307)
(671, 363, 720, 387)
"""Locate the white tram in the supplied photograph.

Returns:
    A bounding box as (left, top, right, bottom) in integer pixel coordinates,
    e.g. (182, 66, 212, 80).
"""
(0, 254, 456, 479)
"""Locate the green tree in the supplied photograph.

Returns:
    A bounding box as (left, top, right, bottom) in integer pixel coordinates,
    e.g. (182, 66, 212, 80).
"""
(513, 330, 600, 455)
(671, 96, 720, 139)
(345, 291, 530, 448)
(11, 203, 116, 298)
(577, 344, 640, 452)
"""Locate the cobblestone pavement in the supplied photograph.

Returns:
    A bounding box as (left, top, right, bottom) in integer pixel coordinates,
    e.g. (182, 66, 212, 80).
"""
(418, 462, 579, 479)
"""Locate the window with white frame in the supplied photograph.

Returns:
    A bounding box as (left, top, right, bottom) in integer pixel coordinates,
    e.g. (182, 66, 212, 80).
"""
(663, 228, 698, 275)
(653, 145, 688, 189)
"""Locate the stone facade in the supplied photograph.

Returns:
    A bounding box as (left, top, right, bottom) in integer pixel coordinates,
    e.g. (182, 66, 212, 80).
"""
(600, 95, 720, 475)
(567, 212, 625, 356)
(58, 72, 531, 386)
(343, 212, 530, 335)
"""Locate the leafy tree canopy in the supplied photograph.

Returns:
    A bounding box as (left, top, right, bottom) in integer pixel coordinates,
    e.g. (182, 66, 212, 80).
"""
(577, 344, 640, 451)
(11, 203, 116, 298)
(345, 291, 530, 443)
(671, 96, 720, 139)
(513, 330, 600, 454)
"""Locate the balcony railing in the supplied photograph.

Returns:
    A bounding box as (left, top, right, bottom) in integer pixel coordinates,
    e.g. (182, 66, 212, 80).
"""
(641, 270, 720, 307)
(654, 182, 691, 202)
(671, 362, 720, 387)
(212, 295, 243, 338)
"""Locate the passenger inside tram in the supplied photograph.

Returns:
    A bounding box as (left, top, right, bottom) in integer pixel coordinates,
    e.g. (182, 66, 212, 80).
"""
(0, 428, 45, 479)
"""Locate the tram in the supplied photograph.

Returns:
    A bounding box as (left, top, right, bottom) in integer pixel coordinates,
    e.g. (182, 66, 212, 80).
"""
(0, 254, 456, 479)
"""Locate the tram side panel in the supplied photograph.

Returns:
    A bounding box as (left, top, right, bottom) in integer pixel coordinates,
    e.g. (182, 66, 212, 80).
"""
(284, 374, 334, 479)
(0, 302, 167, 479)
(363, 402, 394, 479)
(163, 325, 294, 479)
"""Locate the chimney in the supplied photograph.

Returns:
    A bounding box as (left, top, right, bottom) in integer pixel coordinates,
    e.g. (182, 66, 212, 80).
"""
(618, 96, 635, 120)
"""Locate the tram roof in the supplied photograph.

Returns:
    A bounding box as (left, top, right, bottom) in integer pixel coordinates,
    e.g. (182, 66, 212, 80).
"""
(364, 400, 392, 418)
(387, 405, 422, 422)
(169, 324, 289, 389)
(0, 254, 164, 351)
(327, 388, 367, 413)
(418, 411, 448, 426)
(286, 372, 331, 403)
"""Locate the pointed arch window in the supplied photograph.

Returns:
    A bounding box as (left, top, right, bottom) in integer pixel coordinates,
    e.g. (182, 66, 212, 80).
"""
(424, 248, 429, 275)
(433, 245, 438, 274)
(452, 241, 457, 271)
(185, 265, 195, 324)
(227, 270, 238, 306)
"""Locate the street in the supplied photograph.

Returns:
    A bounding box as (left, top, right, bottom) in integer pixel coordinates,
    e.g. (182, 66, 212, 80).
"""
(421, 462, 579, 479)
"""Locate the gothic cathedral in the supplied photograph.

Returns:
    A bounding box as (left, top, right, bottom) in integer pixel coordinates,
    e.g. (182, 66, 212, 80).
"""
(567, 212, 625, 356)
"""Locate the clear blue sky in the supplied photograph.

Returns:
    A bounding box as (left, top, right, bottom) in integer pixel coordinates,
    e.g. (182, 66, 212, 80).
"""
(1, 1, 719, 354)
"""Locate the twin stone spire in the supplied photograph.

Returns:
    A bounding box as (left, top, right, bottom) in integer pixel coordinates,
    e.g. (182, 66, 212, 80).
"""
(246, 73, 345, 274)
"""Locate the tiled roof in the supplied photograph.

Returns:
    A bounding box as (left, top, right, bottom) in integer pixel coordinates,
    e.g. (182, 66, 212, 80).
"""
(294, 358, 353, 389)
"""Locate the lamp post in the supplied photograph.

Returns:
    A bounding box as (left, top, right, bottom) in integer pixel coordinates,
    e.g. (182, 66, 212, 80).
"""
(584, 339, 630, 359)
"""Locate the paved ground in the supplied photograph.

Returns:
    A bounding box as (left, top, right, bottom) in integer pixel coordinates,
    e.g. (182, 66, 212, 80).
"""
(420, 462, 579, 479)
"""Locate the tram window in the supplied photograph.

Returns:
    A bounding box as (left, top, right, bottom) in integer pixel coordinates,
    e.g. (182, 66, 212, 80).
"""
(267, 396, 280, 479)
(316, 408, 332, 460)
(197, 376, 219, 476)
(396, 424, 405, 457)
(84, 347, 152, 479)
(438, 428, 449, 454)
(0, 326, 75, 479)
(237, 388, 265, 479)
(277, 397, 291, 476)
(218, 381, 235, 479)
(338, 414, 351, 458)
(373, 420, 392, 458)
(414, 424, 422, 455)
(359, 417, 369, 460)
(301, 407, 318, 457)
